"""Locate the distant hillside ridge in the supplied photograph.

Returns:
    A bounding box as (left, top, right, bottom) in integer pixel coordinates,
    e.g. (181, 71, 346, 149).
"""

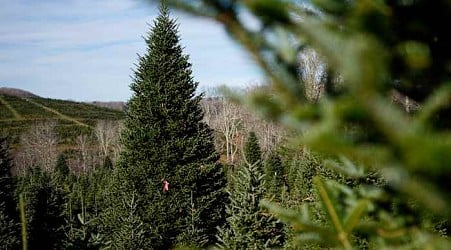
(0, 87, 38, 98)
(0, 87, 127, 110)
(0, 91, 125, 144)
(90, 101, 125, 111)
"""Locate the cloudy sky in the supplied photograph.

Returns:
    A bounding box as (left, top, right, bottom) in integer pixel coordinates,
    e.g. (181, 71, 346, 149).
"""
(0, 0, 263, 101)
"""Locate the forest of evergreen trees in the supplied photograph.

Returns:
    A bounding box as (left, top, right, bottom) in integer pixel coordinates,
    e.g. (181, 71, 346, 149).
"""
(1, 0, 451, 249)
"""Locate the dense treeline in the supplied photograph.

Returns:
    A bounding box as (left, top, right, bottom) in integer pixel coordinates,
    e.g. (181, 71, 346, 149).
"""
(1, 0, 451, 249)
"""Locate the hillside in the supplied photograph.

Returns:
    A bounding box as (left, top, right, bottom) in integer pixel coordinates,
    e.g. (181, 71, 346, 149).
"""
(0, 87, 38, 98)
(90, 101, 126, 111)
(0, 90, 124, 144)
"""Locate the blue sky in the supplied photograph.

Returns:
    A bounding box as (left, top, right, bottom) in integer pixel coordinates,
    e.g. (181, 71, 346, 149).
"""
(0, 0, 263, 101)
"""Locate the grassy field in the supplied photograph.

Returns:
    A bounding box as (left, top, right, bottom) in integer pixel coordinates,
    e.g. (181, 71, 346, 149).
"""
(0, 93, 124, 144)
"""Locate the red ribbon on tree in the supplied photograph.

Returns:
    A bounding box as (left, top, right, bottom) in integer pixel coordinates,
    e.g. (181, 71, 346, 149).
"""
(162, 180, 169, 192)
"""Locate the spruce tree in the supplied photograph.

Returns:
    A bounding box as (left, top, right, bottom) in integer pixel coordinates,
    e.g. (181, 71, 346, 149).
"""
(217, 133, 285, 249)
(217, 159, 285, 249)
(55, 153, 70, 181)
(0, 137, 19, 248)
(60, 164, 112, 249)
(105, 3, 226, 248)
(264, 151, 285, 200)
(243, 132, 263, 168)
(17, 168, 66, 249)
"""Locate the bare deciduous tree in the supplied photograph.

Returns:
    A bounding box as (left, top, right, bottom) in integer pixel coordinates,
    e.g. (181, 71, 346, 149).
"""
(299, 48, 326, 103)
(244, 113, 284, 157)
(202, 87, 286, 164)
(94, 120, 122, 163)
(203, 97, 244, 165)
(111, 120, 124, 162)
(15, 121, 58, 172)
(74, 133, 95, 174)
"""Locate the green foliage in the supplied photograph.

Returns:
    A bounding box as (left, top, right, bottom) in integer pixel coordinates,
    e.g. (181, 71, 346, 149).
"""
(10, 149, 126, 249)
(170, 0, 451, 248)
(31, 97, 123, 120)
(218, 134, 284, 249)
(102, 155, 113, 170)
(0, 97, 17, 120)
(62, 168, 112, 249)
(0, 94, 123, 146)
(100, 168, 146, 249)
(217, 161, 285, 249)
(15, 164, 109, 250)
(0, 137, 20, 249)
(173, 163, 228, 247)
(55, 153, 70, 178)
(0, 211, 19, 249)
(110, 190, 146, 249)
(1, 95, 56, 119)
(0, 94, 123, 136)
(279, 149, 342, 208)
(17, 168, 66, 249)
(106, 3, 226, 248)
(264, 151, 285, 200)
(2, 0, 450, 248)
(243, 131, 263, 168)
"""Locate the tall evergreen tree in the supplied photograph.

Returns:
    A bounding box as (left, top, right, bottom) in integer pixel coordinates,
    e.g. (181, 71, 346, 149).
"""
(264, 151, 285, 200)
(217, 132, 285, 249)
(0, 137, 19, 248)
(243, 132, 263, 168)
(217, 160, 285, 249)
(104, 3, 226, 249)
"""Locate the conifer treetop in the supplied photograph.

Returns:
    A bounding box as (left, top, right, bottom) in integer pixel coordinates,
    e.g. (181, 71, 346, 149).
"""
(113, 3, 226, 247)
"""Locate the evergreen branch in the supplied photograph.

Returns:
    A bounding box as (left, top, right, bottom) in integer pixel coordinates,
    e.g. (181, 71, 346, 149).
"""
(343, 199, 369, 234)
(313, 176, 352, 250)
(261, 200, 328, 235)
(416, 84, 451, 127)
